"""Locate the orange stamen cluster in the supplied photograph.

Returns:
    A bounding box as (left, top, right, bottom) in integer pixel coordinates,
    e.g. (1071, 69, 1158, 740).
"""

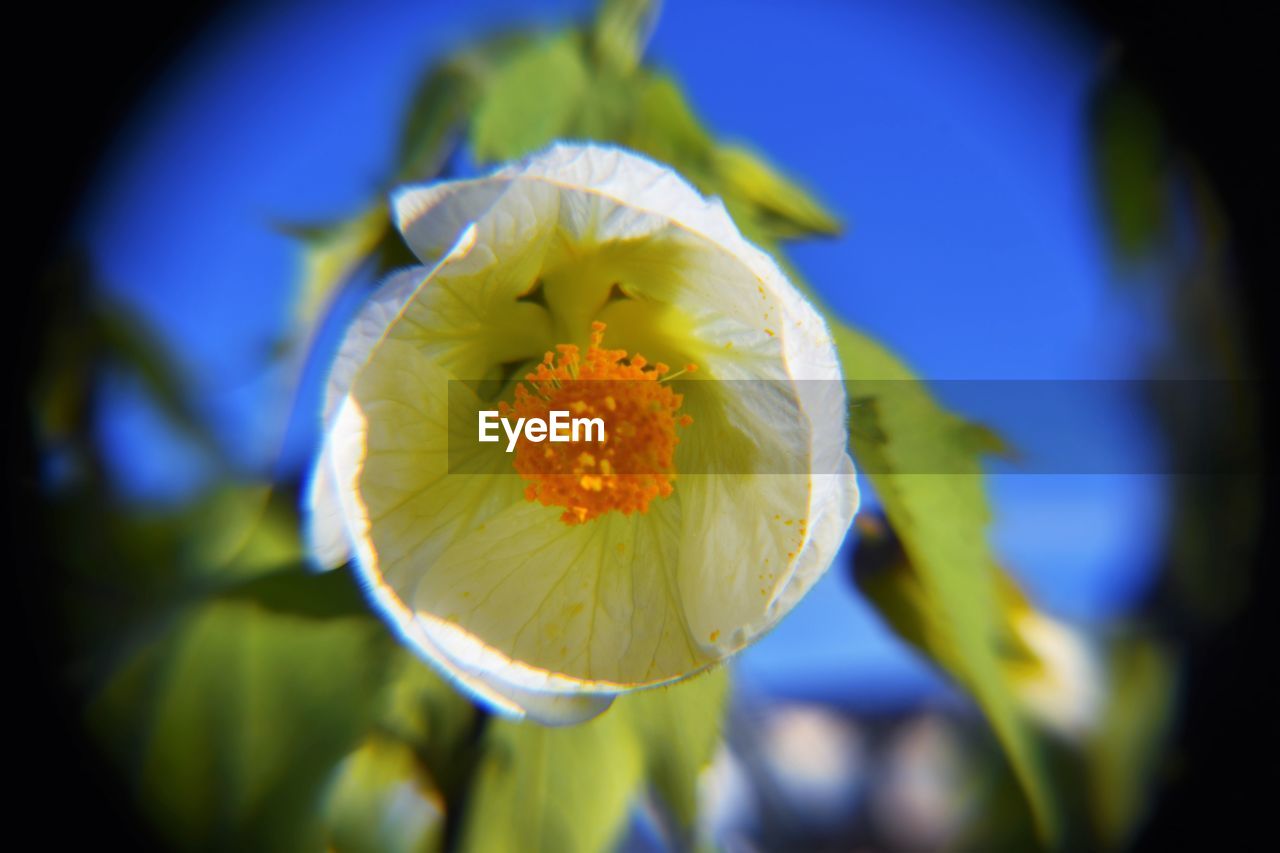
(500, 322, 694, 525)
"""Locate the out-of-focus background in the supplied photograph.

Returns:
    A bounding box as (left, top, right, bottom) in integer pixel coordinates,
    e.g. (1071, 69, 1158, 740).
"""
(15, 0, 1272, 850)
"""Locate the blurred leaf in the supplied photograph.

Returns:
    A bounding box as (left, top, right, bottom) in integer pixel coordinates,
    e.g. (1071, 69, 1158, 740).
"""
(1090, 79, 1170, 261)
(713, 145, 842, 239)
(184, 483, 304, 584)
(217, 563, 372, 620)
(397, 60, 482, 182)
(854, 515, 1043, 669)
(627, 72, 715, 179)
(461, 710, 644, 853)
(55, 481, 311, 663)
(376, 650, 481, 804)
(622, 73, 841, 243)
(32, 256, 223, 468)
(30, 254, 96, 444)
(401, 28, 551, 179)
(618, 668, 728, 830)
(834, 325, 1062, 846)
(284, 202, 389, 349)
(852, 513, 942, 657)
(570, 65, 640, 143)
(958, 419, 1016, 459)
(88, 597, 394, 850)
(283, 29, 557, 351)
(854, 511, 1112, 739)
(471, 32, 590, 163)
(1086, 636, 1176, 849)
(462, 671, 728, 852)
(93, 298, 228, 463)
(592, 0, 662, 74)
(322, 734, 445, 853)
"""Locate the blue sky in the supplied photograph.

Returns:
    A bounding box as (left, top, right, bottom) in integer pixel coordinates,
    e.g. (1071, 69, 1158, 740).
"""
(77, 0, 1168, 706)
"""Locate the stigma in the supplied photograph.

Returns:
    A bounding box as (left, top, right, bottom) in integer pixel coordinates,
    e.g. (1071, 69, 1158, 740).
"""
(500, 322, 694, 524)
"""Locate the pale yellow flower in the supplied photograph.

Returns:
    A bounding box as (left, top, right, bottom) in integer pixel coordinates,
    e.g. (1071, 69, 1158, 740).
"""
(307, 143, 858, 723)
(1008, 609, 1104, 739)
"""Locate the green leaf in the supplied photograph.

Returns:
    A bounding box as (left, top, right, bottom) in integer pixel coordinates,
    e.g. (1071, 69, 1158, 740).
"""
(183, 483, 305, 584)
(282, 41, 504, 357)
(461, 709, 645, 853)
(322, 734, 445, 853)
(617, 668, 729, 830)
(834, 325, 1062, 846)
(1085, 636, 1176, 849)
(713, 145, 842, 239)
(1089, 79, 1170, 261)
(216, 563, 372, 620)
(32, 259, 220, 459)
(375, 650, 481, 805)
(396, 60, 482, 182)
(627, 72, 715, 179)
(461, 671, 729, 852)
(569, 65, 640, 143)
(55, 481, 311, 662)
(622, 75, 841, 242)
(88, 598, 395, 849)
(852, 513, 950, 665)
(592, 0, 662, 74)
(285, 202, 390, 350)
(470, 33, 590, 163)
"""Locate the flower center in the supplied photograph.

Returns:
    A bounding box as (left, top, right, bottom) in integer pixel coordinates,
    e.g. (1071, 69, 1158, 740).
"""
(500, 322, 694, 525)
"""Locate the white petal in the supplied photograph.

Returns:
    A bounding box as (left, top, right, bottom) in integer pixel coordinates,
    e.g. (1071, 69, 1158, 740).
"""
(769, 455, 860, 617)
(305, 228, 478, 571)
(393, 178, 511, 264)
(327, 382, 614, 723)
(390, 179, 568, 379)
(304, 451, 352, 571)
(413, 498, 710, 690)
(304, 267, 427, 570)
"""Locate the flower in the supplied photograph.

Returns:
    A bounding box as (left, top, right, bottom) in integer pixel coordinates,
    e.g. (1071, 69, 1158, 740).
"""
(1007, 607, 1104, 740)
(307, 143, 858, 724)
